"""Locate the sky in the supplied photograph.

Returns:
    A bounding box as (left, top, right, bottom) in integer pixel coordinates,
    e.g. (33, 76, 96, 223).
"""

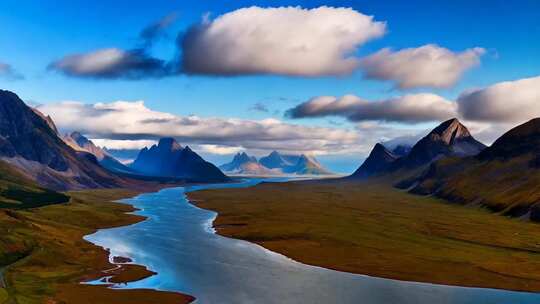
(0, 0, 539, 173)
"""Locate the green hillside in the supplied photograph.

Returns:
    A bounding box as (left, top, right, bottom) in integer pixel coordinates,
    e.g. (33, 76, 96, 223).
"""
(0, 161, 69, 209)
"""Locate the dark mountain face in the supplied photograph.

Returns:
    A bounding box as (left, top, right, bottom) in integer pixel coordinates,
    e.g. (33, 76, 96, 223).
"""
(0, 90, 126, 190)
(478, 118, 540, 161)
(130, 138, 229, 182)
(391, 145, 412, 157)
(392, 118, 485, 169)
(0, 90, 70, 171)
(350, 143, 398, 178)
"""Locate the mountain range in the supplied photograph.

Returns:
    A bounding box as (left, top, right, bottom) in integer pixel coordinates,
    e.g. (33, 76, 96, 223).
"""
(351, 118, 486, 178)
(351, 117, 540, 221)
(220, 151, 332, 175)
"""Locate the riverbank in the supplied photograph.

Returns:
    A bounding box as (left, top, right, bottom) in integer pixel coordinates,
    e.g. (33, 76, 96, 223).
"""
(0, 188, 194, 304)
(189, 179, 540, 292)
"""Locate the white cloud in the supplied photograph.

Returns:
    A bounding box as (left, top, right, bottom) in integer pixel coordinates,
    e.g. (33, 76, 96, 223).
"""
(286, 93, 457, 123)
(197, 144, 243, 155)
(91, 139, 157, 150)
(36, 100, 360, 155)
(457, 75, 540, 123)
(360, 44, 485, 89)
(181, 6, 386, 76)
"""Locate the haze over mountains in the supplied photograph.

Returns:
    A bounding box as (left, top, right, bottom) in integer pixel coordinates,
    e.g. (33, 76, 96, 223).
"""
(220, 151, 333, 175)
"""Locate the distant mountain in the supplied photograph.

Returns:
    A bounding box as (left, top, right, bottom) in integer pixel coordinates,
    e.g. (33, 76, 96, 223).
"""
(401, 118, 540, 221)
(130, 138, 229, 182)
(259, 151, 292, 170)
(219, 152, 276, 175)
(0, 89, 128, 190)
(350, 143, 398, 178)
(258, 151, 332, 175)
(62, 132, 134, 174)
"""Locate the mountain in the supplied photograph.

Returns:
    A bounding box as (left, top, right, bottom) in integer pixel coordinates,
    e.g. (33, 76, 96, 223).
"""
(349, 119, 485, 179)
(0, 160, 69, 208)
(0, 89, 127, 190)
(394, 118, 486, 169)
(130, 138, 229, 182)
(402, 118, 540, 221)
(220, 152, 257, 172)
(284, 154, 332, 175)
(259, 151, 292, 169)
(350, 143, 398, 178)
(219, 152, 276, 175)
(63, 132, 134, 173)
(258, 151, 332, 175)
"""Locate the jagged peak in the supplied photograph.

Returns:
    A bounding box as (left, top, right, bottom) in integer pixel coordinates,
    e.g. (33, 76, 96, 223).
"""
(429, 118, 472, 144)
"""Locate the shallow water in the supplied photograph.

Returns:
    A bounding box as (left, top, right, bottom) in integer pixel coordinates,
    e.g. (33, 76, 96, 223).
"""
(85, 178, 540, 304)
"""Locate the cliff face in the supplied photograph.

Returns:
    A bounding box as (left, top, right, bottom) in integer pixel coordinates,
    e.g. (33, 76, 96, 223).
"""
(0, 90, 127, 190)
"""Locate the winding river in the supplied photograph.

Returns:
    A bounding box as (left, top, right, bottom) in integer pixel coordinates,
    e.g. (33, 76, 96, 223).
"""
(85, 178, 540, 304)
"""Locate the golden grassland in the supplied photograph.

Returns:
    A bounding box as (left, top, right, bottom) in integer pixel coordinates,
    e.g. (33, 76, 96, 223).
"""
(189, 179, 540, 292)
(0, 189, 194, 304)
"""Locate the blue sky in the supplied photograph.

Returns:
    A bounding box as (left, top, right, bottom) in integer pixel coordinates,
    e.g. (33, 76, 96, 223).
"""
(1, 1, 539, 173)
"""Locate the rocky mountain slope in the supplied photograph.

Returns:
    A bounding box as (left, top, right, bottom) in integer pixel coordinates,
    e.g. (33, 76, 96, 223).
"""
(63, 132, 133, 173)
(0, 89, 129, 190)
(350, 143, 398, 178)
(401, 118, 540, 221)
(130, 138, 229, 182)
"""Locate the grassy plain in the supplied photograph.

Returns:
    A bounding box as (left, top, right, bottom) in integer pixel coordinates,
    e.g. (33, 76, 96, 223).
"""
(0, 188, 194, 304)
(190, 179, 540, 292)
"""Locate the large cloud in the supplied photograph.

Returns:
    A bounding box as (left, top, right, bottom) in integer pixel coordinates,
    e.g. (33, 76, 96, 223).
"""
(0, 62, 23, 80)
(360, 44, 485, 89)
(48, 15, 177, 79)
(36, 100, 360, 155)
(286, 93, 457, 123)
(181, 6, 386, 76)
(457, 75, 540, 123)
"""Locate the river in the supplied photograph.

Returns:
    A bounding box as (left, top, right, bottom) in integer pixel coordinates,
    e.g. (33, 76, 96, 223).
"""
(85, 178, 540, 304)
